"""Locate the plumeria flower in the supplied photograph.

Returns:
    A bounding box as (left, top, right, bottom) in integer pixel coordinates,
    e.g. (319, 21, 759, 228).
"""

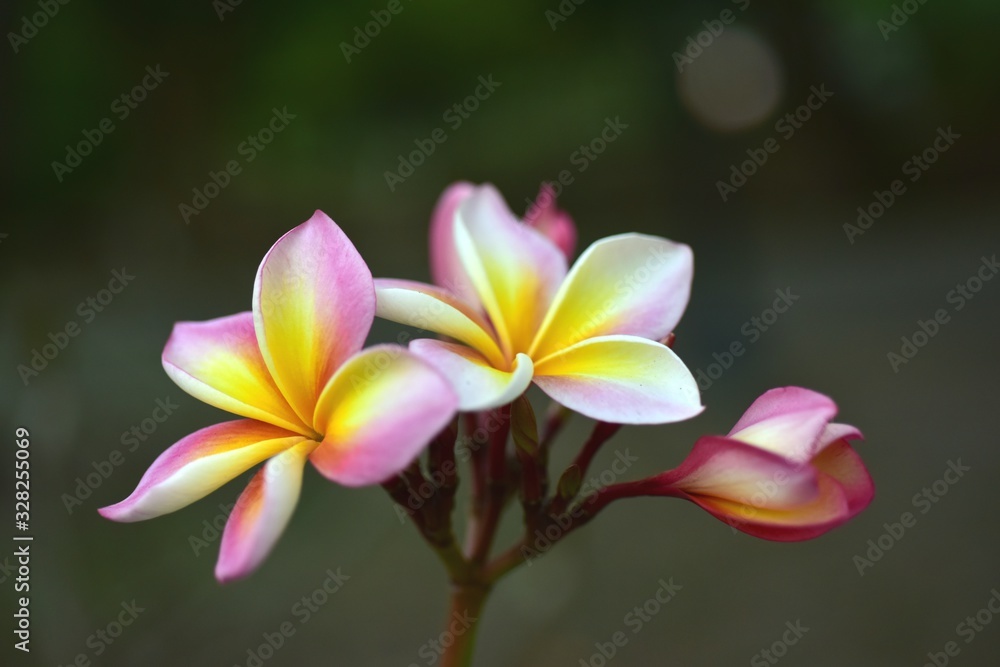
(374, 182, 702, 424)
(100, 212, 457, 582)
(641, 387, 874, 540)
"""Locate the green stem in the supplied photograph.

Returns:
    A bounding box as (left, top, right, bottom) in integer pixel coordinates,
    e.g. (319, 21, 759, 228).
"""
(439, 582, 490, 667)
(485, 541, 527, 583)
(486, 478, 655, 583)
(383, 475, 469, 583)
(418, 407, 650, 665)
(469, 406, 510, 563)
(571, 421, 622, 479)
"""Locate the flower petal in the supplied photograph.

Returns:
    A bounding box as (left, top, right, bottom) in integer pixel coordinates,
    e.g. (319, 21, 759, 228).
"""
(408, 339, 533, 412)
(310, 345, 458, 486)
(429, 181, 479, 303)
(728, 387, 838, 463)
(530, 234, 693, 360)
(454, 184, 568, 356)
(816, 422, 863, 450)
(374, 278, 505, 367)
(162, 313, 311, 435)
(98, 420, 306, 522)
(812, 439, 874, 516)
(684, 473, 852, 541)
(532, 335, 702, 424)
(215, 440, 316, 583)
(253, 210, 375, 428)
(523, 183, 577, 260)
(653, 436, 819, 509)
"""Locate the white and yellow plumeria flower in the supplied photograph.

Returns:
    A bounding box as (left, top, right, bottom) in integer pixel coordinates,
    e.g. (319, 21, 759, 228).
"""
(375, 183, 703, 424)
(101, 212, 457, 582)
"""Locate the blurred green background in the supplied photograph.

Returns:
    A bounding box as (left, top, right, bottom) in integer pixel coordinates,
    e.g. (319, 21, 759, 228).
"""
(4, 0, 1000, 665)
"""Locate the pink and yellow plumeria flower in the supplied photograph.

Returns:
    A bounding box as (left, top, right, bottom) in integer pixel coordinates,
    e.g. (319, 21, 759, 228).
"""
(646, 387, 874, 540)
(100, 212, 457, 582)
(375, 182, 703, 424)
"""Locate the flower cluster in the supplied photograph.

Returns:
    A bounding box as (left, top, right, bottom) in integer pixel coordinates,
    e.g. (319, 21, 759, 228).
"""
(102, 182, 873, 591)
